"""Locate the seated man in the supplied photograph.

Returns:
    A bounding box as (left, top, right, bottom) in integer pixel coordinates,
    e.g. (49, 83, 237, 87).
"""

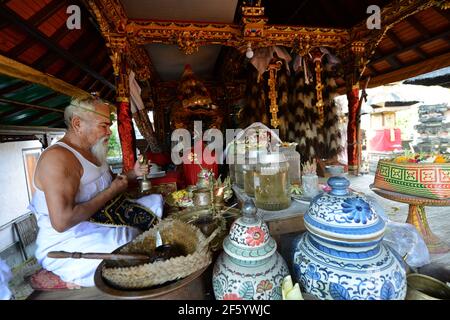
(28, 97, 163, 287)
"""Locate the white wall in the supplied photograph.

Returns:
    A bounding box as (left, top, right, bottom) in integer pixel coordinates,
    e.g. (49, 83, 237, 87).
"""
(0, 140, 42, 251)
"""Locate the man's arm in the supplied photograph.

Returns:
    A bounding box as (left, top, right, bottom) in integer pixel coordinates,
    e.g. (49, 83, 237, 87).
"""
(36, 148, 127, 232)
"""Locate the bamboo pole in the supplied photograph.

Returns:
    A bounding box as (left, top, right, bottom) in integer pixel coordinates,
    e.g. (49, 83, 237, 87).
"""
(0, 54, 91, 99)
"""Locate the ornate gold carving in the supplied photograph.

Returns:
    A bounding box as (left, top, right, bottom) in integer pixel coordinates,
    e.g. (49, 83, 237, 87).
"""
(108, 36, 127, 76)
(241, 0, 267, 41)
(435, 0, 450, 10)
(293, 35, 312, 57)
(177, 31, 199, 55)
(116, 71, 129, 102)
(96, 0, 128, 32)
(126, 17, 347, 49)
(267, 58, 282, 128)
(241, 0, 264, 17)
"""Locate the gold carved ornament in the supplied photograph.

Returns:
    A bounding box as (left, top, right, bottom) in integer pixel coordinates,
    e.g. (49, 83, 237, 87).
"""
(312, 50, 325, 127)
(267, 58, 282, 128)
(177, 31, 200, 55)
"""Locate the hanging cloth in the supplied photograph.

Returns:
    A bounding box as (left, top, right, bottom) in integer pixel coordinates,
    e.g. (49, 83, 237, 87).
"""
(129, 71, 161, 152)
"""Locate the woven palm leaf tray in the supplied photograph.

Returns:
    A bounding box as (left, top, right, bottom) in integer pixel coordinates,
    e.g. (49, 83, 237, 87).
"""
(101, 219, 217, 289)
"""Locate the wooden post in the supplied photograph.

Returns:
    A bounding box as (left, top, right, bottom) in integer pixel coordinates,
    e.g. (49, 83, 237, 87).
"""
(346, 85, 360, 175)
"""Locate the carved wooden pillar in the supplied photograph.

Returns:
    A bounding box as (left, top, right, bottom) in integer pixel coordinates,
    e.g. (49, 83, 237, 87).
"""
(340, 41, 366, 175)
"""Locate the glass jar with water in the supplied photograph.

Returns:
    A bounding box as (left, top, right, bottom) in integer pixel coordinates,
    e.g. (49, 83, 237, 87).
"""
(254, 153, 291, 211)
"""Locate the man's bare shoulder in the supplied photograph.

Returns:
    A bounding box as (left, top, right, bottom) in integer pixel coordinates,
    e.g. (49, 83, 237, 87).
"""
(39, 146, 80, 167)
(36, 146, 82, 182)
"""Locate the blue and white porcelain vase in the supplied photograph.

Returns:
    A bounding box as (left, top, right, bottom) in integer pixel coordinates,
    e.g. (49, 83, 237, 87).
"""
(292, 176, 407, 300)
(212, 199, 289, 300)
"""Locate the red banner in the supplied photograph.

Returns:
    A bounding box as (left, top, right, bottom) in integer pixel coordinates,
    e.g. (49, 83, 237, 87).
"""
(117, 100, 136, 173)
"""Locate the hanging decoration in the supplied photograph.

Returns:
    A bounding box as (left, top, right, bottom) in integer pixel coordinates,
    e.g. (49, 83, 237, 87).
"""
(267, 56, 283, 128)
(312, 49, 326, 127)
(292, 36, 312, 85)
(249, 46, 292, 81)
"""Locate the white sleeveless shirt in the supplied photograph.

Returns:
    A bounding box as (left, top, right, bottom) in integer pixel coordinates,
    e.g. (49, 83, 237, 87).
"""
(28, 141, 139, 287)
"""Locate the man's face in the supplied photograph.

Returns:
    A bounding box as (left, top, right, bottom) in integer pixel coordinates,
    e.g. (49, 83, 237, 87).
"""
(77, 103, 112, 163)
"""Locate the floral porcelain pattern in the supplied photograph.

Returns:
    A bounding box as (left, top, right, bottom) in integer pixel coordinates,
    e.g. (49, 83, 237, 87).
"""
(213, 199, 290, 300)
(341, 198, 373, 224)
(292, 233, 407, 300)
(308, 194, 378, 227)
(245, 226, 266, 246)
(213, 253, 289, 300)
(292, 177, 407, 300)
(229, 220, 270, 248)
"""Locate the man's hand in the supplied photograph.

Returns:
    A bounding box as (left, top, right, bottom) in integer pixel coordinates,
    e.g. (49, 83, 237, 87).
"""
(133, 155, 150, 177)
(109, 174, 128, 196)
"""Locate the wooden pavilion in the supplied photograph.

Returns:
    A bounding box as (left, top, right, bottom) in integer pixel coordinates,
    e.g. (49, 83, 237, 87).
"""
(1, 0, 450, 301)
(0, 0, 449, 173)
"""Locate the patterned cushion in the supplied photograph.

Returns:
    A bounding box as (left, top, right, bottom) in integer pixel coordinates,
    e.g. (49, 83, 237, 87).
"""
(29, 269, 81, 291)
(90, 193, 159, 231)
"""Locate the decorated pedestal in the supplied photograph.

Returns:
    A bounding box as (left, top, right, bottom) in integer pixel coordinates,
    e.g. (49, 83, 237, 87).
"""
(292, 176, 407, 300)
(373, 160, 450, 200)
(212, 199, 289, 300)
(372, 158, 450, 253)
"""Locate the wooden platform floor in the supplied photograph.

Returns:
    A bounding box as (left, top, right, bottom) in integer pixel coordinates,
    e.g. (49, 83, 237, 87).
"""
(28, 286, 114, 300)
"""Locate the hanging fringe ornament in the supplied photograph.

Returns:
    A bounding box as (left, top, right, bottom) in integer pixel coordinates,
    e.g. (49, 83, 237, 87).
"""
(267, 56, 283, 128)
(312, 49, 326, 127)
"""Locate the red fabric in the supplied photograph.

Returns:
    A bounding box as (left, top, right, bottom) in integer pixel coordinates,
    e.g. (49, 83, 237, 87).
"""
(369, 129, 402, 152)
(117, 100, 136, 173)
(30, 269, 81, 291)
(145, 152, 172, 167)
(182, 140, 218, 186)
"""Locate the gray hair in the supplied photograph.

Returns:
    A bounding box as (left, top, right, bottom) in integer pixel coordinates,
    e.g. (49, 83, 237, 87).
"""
(64, 97, 109, 128)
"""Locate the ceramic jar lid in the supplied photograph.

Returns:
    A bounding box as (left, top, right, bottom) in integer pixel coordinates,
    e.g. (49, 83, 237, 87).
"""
(223, 199, 277, 261)
(304, 176, 386, 243)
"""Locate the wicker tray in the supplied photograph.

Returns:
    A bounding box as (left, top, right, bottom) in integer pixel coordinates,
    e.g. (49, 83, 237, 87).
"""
(100, 219, 216, 290)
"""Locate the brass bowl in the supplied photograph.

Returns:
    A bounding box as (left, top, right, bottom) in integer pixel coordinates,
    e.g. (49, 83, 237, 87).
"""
(406, 273, 450, 300)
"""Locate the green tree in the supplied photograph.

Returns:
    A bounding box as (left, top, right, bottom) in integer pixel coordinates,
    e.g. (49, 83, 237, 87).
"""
(107, 123, 122, 158)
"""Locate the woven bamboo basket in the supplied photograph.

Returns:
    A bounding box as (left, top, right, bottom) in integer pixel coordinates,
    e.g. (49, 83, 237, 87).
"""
(101, 219, 217, 289)
(170, 206, 241, 251)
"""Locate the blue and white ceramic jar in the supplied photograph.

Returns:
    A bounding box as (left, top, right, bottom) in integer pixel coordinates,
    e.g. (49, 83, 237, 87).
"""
(292, 176, 407, 300)
(213, 199, 289, 300)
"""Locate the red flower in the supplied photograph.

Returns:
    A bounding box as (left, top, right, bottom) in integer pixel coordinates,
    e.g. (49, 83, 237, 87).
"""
(245, 226, 265, 247)
(223, 293, 242, 300)
(256, 280, 273, 293)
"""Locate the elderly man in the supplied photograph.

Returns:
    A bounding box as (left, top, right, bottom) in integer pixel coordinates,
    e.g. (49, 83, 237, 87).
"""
(28, 97, 162, 287)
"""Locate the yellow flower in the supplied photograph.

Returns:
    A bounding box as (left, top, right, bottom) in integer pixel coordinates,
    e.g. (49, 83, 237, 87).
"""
(434, 155, 447, 163)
